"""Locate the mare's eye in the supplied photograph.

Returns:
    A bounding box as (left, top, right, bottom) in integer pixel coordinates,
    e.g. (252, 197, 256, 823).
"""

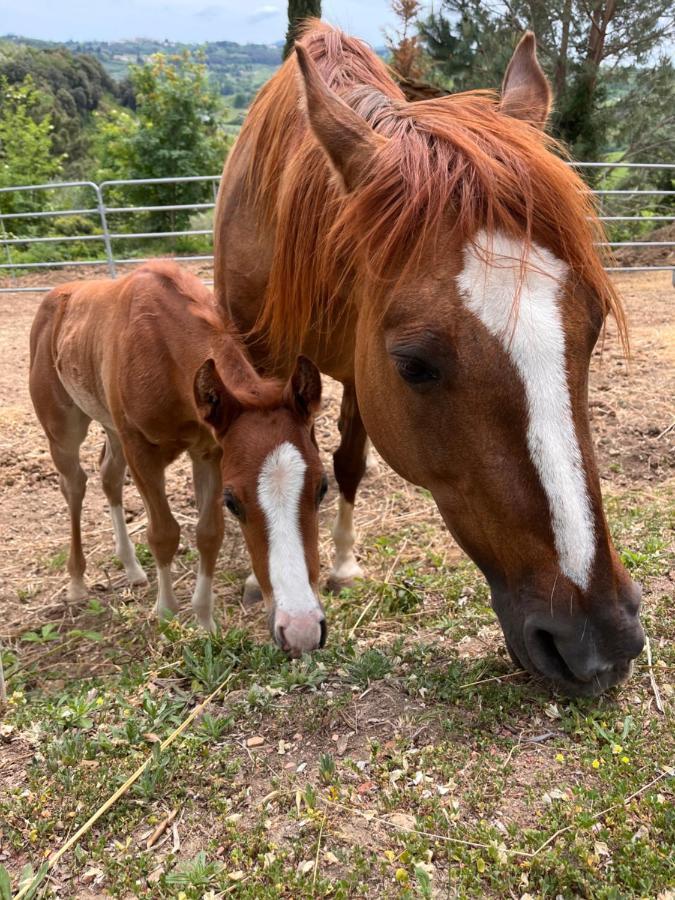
(394, 355, 440, 386)
(223, 488, 243, 520)
(317, 474, 329, 506)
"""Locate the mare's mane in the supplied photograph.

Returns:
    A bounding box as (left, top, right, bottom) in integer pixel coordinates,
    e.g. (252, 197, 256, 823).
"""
(238, 20, 626, 357)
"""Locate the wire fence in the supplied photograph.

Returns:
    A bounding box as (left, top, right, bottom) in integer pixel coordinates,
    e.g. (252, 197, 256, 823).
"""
(0, 163, 673, 293)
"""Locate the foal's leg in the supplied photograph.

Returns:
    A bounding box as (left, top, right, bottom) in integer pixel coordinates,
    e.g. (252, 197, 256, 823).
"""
(122, 435, 180, 619)
(189, 449, 224, 632)
(328, 382, 368, 592)
(47, 410, 91, 601)
(100, 429, 148, 587)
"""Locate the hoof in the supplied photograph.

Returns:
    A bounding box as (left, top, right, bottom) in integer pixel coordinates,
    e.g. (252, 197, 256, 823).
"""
(67, 580, 88, 602)
(128, 568, 149, 588)
(154, 600, 178, 620)
(326, 572, 363, 595)
(197, 614, 217, 633)
(242, 581, 264, 608)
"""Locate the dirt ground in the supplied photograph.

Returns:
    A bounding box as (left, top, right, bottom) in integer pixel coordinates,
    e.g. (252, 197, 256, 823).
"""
(0, 266, 673, 652)
(0, 268, 673, 898)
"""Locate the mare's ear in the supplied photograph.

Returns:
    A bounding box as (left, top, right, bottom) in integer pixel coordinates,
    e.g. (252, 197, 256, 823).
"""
(295, 42, 387, 191)
(285, 355, 322, 421)
(194, 359, 242, 433)
(500, 32, 552, 129)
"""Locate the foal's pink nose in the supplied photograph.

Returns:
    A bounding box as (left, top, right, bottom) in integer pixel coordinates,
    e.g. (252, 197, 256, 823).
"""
(273, 608, 326, 657)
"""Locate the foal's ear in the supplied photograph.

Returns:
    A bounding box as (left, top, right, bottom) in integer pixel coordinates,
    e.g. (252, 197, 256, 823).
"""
(285, 355, 322, 421)
(500, 32, 552, 129)
(295, 42, 387, 192)
(194, 359, 242, 433)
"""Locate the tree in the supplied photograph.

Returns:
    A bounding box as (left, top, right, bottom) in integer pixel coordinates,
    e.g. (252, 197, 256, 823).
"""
(419, 0, 675, 160)
(386, 0, 427, 81)
(0, 76, 62, 213)
(0, 42, 120, 174)
(92, 52, 229, 232)
(283, 1, 322, 60)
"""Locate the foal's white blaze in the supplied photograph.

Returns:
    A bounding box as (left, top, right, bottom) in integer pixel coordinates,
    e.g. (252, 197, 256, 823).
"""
(257, 441, 319, 614)
(458, 229, 595, 591)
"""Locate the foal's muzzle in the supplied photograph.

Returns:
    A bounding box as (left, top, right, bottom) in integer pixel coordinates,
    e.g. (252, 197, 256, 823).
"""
(271, 607, 327, 657)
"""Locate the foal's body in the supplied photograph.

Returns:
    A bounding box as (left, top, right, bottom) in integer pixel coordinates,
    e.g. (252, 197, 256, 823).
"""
(30, 262, 327, 652)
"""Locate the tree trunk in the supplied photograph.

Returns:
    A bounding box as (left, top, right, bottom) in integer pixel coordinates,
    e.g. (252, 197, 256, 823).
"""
(554, 0, 572, 98)
(283, 0, 322, 60)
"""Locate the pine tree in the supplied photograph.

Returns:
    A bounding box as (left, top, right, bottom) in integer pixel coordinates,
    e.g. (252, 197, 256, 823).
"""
(386, 0, 426, 81)
(283, 0, 322, 60)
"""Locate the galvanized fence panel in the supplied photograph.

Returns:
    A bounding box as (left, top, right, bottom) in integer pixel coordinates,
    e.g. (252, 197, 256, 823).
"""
(0, 164, 673, 293)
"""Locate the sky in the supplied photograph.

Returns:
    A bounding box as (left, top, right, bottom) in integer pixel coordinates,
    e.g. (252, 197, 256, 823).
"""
(0, 0, 430, 46)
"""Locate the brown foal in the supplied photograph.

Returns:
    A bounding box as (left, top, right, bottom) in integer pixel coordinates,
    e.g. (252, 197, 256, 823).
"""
(29, 261, 328, 655)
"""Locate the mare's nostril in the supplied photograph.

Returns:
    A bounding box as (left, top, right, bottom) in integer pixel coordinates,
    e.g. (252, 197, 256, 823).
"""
(319, 618, 327, 649)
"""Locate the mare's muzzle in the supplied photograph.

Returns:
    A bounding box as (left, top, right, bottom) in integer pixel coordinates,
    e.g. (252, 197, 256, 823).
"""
(494, 582, 645, 697)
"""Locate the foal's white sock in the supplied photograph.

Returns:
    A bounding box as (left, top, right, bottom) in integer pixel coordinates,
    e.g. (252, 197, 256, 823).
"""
(109, 506, 147, 585)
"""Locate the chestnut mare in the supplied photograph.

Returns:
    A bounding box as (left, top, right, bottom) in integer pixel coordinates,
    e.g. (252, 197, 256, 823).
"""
(29, 261, 328, 656)
(213, 22, 645, 695)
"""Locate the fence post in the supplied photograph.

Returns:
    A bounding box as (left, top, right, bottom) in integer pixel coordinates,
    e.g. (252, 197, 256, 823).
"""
(91, 182, 116, 278)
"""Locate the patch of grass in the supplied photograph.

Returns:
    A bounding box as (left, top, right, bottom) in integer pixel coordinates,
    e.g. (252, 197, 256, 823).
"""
(1, 485, 673, 898)
(46, 549, 68, 571)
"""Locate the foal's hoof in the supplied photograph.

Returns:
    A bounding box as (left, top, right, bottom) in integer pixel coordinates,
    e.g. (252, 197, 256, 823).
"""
(326, 571, 364, 596)
(242, 580, 264, 608)
(67, 580, 88, 602)
(128, 569, 149, 588)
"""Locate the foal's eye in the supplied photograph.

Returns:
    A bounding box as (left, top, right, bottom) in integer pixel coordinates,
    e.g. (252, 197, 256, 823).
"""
(223, 489, 243, 520)
(394, 355, 440, 386)
(316, 474, 329, 506)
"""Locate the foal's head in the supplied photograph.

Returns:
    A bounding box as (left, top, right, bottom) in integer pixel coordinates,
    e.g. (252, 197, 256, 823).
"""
(195, 355, 327, 656)
(294, 33, 644, 693)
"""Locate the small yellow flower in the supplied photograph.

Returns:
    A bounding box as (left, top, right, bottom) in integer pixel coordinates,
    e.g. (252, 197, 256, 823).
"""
(395, 867, 409, 883)
(621, 756, 630, 764)
(384, 850, 396, 862)
(611, 743, 622, 754)
(592, 759, 601, 769)
(96, 697, 105, 707)
(555, 753, 565, 763)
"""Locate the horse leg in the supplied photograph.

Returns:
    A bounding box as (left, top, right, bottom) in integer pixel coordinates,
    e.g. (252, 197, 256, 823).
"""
(48, 412, 91, 602)
(122, 436, 180, 619)
(189, 450, 224, 632)
(328, 382, 368, 593)
(100, 429, 148, 587)
(242, 572, 263, 607)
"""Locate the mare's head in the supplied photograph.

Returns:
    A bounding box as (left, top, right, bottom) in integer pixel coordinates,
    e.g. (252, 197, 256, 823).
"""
(195, 355, 328, 656)
(293, 32, 644, 694)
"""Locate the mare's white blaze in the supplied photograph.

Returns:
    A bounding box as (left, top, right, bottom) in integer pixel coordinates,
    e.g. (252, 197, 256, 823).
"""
(109, 505, 147, 584)
(458, 229, 595, 591)
(257, 441, 318, 614)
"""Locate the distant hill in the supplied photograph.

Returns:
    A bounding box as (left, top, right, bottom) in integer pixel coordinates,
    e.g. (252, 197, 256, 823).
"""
(0, 35, 282, 102)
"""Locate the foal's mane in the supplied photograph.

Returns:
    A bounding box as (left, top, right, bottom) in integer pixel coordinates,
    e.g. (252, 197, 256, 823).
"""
(239, 20, 626, 357)
(134, 260, 286, 407)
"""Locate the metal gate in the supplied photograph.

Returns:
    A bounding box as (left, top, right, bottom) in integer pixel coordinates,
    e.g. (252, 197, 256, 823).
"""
(0, 164, 673, 293)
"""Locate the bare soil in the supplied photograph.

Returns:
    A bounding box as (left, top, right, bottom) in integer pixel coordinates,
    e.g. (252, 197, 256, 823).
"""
(0, 268, 673, 642)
